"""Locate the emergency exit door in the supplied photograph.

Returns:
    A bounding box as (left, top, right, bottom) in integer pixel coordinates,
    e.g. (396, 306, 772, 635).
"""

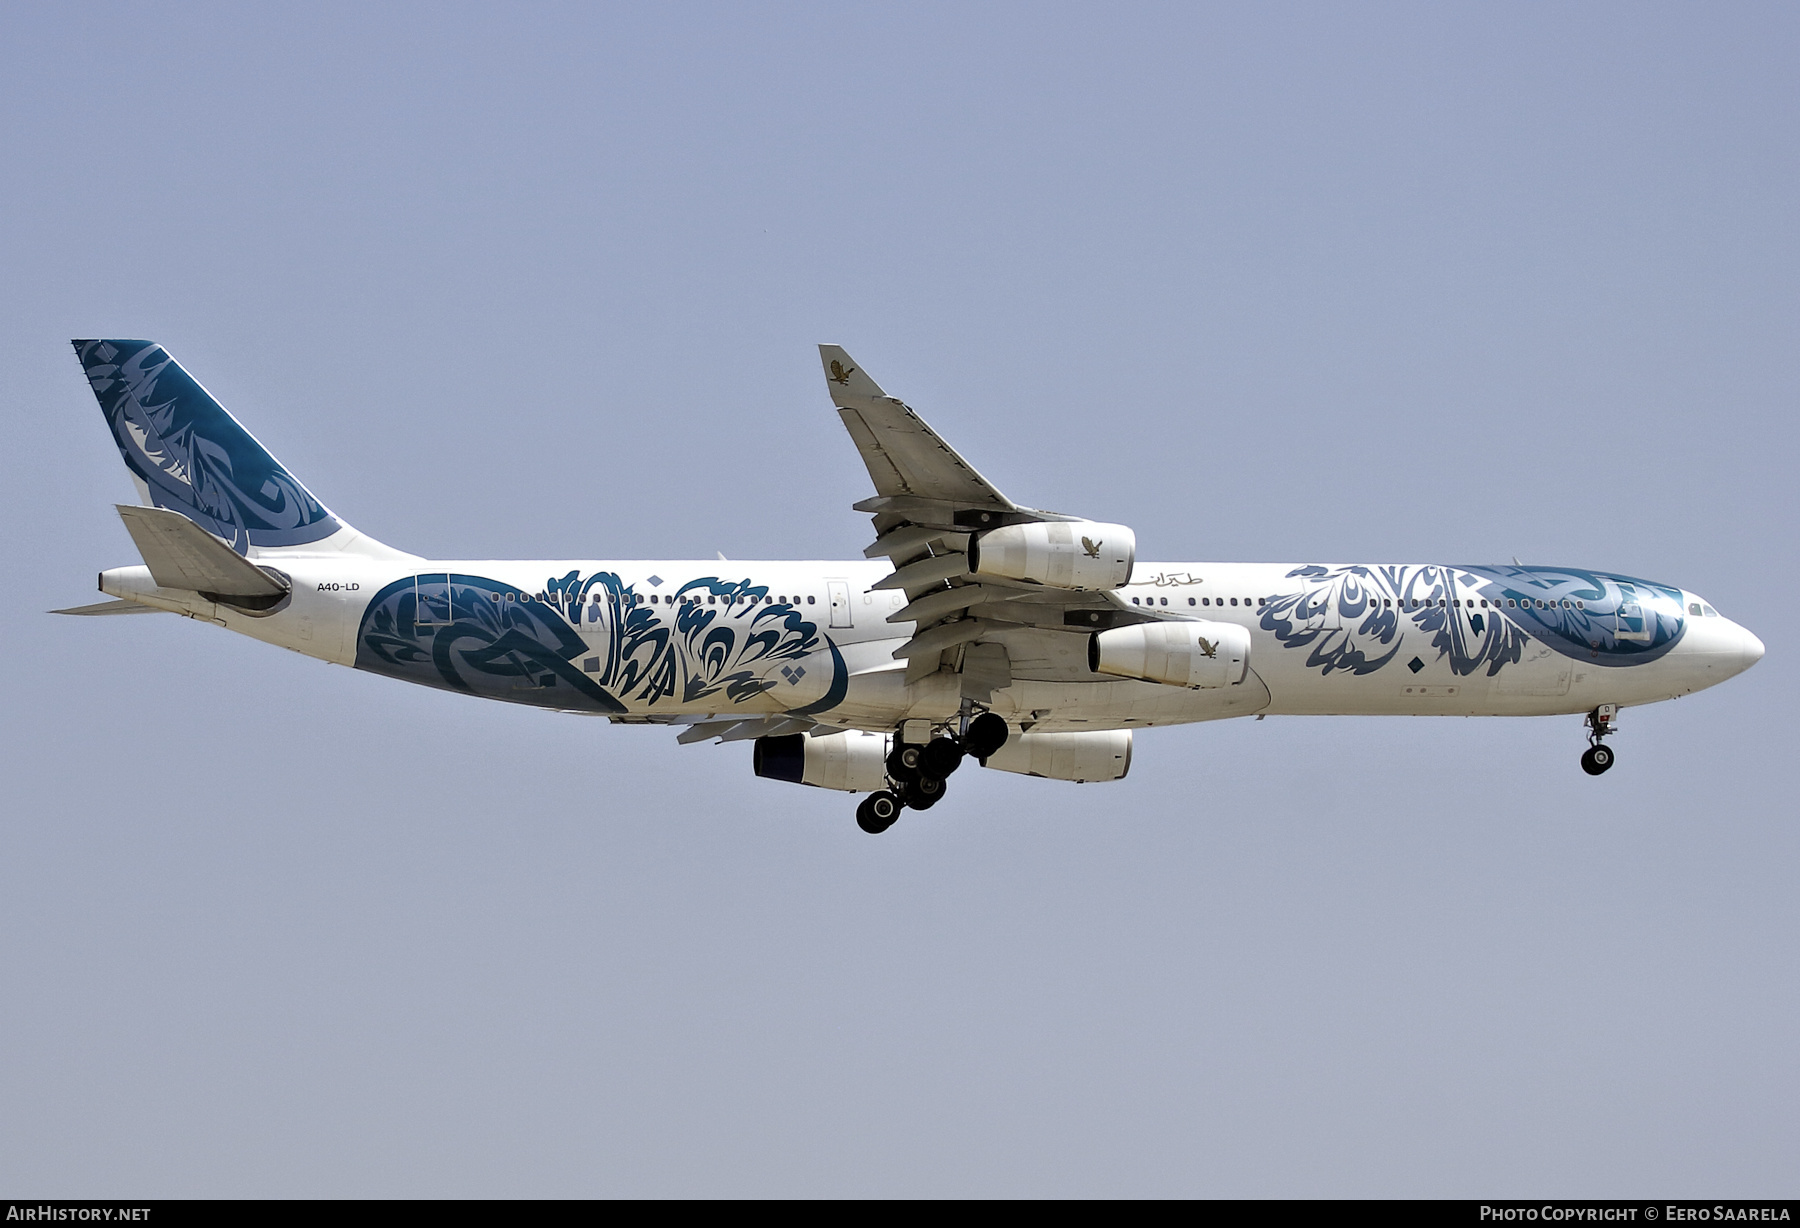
(413, 573, 453, 628)
(827, 580, 853, 628)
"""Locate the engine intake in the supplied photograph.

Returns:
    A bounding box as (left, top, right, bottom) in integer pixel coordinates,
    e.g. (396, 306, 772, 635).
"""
(753, 730, 891, 793)
(969, 521, 1135, 591)
(1088, 620, 1250, 688)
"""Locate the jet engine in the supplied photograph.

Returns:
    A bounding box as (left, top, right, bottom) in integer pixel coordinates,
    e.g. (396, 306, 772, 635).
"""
(753, 730, 891, 792)
(1088, 620, 1251, 688)
(979, 729, 1132, 783)
(968, 521, 1135, 591)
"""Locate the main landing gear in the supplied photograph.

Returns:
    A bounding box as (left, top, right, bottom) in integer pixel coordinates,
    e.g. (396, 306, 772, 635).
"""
(855, 712, 1010, 834)
(1581, 704, 1619, 776)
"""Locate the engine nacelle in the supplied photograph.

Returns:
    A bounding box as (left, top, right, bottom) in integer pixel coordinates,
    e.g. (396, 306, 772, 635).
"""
(1088, 620, 1250, 688)
(979, 730, 1133, 783)
(969, 520, 1135, 591)
(753, 730, 891, 793)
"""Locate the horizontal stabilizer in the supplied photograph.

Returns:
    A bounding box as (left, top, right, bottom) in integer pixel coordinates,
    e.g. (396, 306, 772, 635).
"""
(116, 504, 287, 597)
(50, 599, 162, 616)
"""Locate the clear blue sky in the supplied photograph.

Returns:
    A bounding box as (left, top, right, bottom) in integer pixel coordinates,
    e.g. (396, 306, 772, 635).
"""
(2, 1, 1794, 1196)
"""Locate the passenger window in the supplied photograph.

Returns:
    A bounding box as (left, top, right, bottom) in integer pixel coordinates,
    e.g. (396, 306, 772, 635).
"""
(1201, 597, 1210, 606)
(807, 595, 816, 604)
(1159, 597, 1168, 606)
(1188, 597, 1196, 606)
(1229, 598, 1238, 606)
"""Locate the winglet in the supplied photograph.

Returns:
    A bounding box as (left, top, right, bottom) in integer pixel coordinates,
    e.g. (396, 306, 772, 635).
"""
(818, 345, 888, 407)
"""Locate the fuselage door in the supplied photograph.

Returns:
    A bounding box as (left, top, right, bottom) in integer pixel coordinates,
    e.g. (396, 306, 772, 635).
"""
(1615, 588, 1652, 642)
(1300, 585, 1342, 631)
(413, 572, 452, 629)
(827, 580, 853, 629)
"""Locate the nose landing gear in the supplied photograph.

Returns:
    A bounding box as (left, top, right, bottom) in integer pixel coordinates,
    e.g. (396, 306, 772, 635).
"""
(1581, 704, 1619, 776)
(854, 711, 1012, 833)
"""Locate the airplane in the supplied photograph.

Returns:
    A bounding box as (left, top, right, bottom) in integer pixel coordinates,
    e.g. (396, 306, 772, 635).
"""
(57, 339, 1765, 834)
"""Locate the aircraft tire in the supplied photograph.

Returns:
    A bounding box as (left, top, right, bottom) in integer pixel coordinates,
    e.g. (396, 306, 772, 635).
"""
(921, 737, 965, 779)
(963, 713, 1009, 759)
(858, 792, 900, 834)
(886, 745, 922, 784)
(1581, 745, 1615, 776)
(904, 776, 946, 810)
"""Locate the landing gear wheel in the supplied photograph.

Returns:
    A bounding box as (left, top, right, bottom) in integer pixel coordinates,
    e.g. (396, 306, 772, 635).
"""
(1581, 745, 1615, 776)
(921, 737, 965, 779)
(857, 791, 900, 834)
(902, 775, 945, 810)
(963, 712, 1009, 760)
(887, 744, 924, 783)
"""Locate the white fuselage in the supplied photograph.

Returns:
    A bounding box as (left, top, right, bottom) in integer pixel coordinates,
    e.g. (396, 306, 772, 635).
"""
(101, 555, 1764, 734)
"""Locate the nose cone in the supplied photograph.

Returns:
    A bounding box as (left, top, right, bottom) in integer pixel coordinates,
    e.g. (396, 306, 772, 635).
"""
(1740, 625, 1766, 671)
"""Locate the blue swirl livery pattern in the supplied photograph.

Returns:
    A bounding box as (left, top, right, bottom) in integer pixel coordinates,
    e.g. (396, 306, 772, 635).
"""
(72, 340, 341, 553)
(354, 572, 849, 716)
(1262, 564, 1686, 679)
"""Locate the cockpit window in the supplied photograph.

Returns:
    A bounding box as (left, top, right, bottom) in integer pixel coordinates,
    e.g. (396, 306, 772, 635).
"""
(1703, 604, 1719, 617)
(1689, 602, 1703, 616)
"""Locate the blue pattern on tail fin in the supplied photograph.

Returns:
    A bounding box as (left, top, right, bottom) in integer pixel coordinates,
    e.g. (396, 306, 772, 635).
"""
(72, 340, 341, 553)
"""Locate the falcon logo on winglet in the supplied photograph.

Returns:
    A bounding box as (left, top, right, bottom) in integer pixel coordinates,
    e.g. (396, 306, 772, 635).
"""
(828, 360, 856, 385)
(1081, 536, 1103, 558)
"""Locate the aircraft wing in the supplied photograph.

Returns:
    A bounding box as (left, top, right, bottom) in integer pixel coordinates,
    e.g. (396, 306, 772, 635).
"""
(819, 345, 1157, 694)
(819, 344, 1015, 510)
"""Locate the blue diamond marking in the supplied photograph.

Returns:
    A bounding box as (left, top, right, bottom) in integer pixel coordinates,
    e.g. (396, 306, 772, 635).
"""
(1407, 657, 1425, 674)
(780, 664, 806, 685)
(647, 575, 663, 587)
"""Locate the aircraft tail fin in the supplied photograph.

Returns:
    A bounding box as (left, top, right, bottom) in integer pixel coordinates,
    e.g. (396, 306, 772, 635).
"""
(71, 340, 406, 559)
